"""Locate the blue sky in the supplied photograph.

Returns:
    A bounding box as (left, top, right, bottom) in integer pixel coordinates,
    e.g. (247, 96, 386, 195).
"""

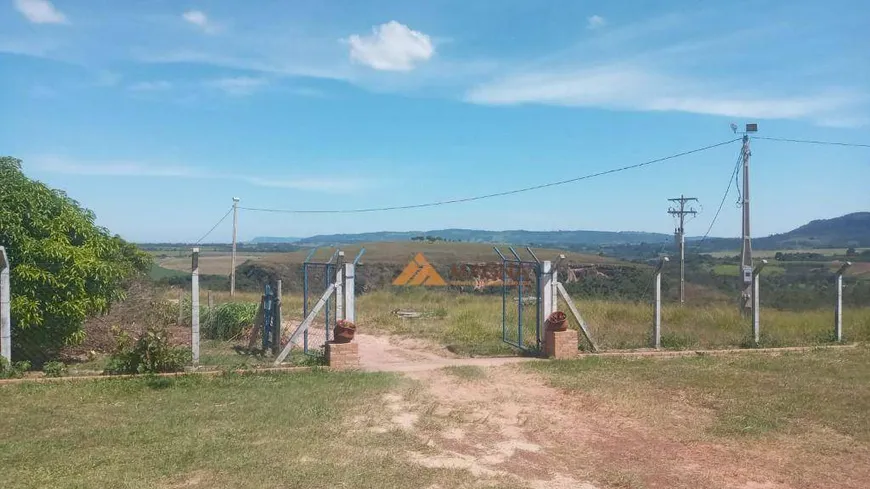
(1, 0, 868, 243)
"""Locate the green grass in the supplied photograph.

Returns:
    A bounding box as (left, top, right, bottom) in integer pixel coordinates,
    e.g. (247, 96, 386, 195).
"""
(148, 263, 188, 280)
(0, 371, 483, 489)
(528, 346, 870, 440)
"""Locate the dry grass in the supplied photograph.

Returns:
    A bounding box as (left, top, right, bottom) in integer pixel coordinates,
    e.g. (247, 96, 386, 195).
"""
(173, 288, 870, 365)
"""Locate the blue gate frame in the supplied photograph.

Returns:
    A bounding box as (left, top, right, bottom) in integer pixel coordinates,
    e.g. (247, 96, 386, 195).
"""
(494, 246, 543, 354)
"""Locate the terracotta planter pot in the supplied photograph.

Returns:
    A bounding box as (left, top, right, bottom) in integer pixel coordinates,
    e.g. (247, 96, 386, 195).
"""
(333, 325, 356, 343)
(545, 311, 568, 332)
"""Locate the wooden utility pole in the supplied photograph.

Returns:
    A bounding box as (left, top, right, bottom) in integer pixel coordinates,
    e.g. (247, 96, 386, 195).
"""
(668, 195, 697, 304)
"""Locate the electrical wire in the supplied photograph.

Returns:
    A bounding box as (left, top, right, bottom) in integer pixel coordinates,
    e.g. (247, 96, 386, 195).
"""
(240, 138, 741, 215)
(194, 206, 234, 244)
(693, 149, 743, 251)
(753, 136, 870, 148)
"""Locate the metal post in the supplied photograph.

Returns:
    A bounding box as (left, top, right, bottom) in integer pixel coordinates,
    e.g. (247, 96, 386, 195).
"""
(835, 262, 852, 342)
(191, 248, 200, 365)
(176, 289, 184, 326)
(273, 280, 282, 355)
(653, 257, 669, 349)
(335, 252, 345, 321)
(0, 247, 11, 363)
(751, 259, 768, 345)
(302, 263, 309, 352)
(344, 263, 355, 323)
(207, 290, 214, 332)
(230, 197, 240, 297)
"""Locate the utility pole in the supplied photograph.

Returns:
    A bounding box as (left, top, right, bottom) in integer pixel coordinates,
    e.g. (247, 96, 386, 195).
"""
(738, 123, 757, 313)
(668, 195, 697, 304)
(230, 197, 240, 297)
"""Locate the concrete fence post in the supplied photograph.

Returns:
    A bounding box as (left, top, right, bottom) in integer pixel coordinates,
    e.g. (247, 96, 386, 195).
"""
(652, 257, 669, 349)
(191, 248, 200, 365)
(0, 247, 11, 363)
(751, 259, 768, 346)
(835, 262, 852, 342)
(344, 263, 355, 323)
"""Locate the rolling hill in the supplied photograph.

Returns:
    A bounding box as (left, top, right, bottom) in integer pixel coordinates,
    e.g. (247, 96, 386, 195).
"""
(251, 212, 870, 252)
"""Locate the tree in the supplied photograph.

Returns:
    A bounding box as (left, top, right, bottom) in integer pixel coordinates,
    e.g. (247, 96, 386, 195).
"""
(0, 157, 150, 361)
(846, 247, 857, 257)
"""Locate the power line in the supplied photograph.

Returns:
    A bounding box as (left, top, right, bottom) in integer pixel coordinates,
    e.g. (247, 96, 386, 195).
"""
(194, 206, 234, 244)
(240, 138, 741, 215)
(753, 136, 870, 148)
(693, 149, 743, 250)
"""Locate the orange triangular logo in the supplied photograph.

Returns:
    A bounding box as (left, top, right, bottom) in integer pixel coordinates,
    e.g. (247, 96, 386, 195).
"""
(392, 253, 447, 286)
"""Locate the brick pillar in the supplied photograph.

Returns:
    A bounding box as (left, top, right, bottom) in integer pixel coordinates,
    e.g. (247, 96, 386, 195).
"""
(544, 329, 578, 359)
(326, 341, 359, 370)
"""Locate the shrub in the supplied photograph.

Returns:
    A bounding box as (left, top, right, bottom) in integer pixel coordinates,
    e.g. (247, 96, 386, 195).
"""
(1, 157, 151, 362)
(42, 361, 67, 378)
(203, 302, 258, 340)
(0, 357, 31, 379)
(104, 326, 191, 375)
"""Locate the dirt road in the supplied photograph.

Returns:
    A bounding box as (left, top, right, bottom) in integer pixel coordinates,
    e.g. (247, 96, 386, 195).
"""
(354, 333, 870, 489)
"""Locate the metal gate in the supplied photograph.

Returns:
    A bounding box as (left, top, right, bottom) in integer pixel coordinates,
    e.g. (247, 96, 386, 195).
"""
(302, 249, 339, 355)
(495, 247, 543, 354)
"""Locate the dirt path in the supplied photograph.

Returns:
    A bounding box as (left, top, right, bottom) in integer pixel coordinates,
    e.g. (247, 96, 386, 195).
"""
(354, 333, 870, 489)
(355, 333, 537, 372)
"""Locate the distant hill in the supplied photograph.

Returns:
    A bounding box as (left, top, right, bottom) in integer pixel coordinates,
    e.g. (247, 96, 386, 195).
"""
(756, 212, 870, 248)
(283, 229, 671, 247)
(696, 212, 870, 252)
(250, 212, 870, 252)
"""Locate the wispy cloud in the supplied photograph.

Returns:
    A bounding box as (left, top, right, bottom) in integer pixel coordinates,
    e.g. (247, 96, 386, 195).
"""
(466, 64, 863, 122)
(27, 156, 374, 193)
(14, 0, 68, 24)
(204, 76, 268, 96)
(587, 15, 606, 30)
(128, 80, 173, 91)
(347, 21, 435, 71)
(182, 10, 220, 34)
(465, 14, 868, 126)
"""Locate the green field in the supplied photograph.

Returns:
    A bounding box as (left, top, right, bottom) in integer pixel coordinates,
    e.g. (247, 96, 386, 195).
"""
(706, 248, 868, 259)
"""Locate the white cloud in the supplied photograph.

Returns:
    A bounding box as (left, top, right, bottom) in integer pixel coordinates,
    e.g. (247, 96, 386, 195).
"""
(182, 10, 219, 34)
(466, 64, 863, 122)
(128, 80, 172, 91)
(27, 156, 371, 193)
(347, 21, 434, 71)
(14, 0, 68, 24)
(204, 76, 268, 96)
(587, 15, 606, 30)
